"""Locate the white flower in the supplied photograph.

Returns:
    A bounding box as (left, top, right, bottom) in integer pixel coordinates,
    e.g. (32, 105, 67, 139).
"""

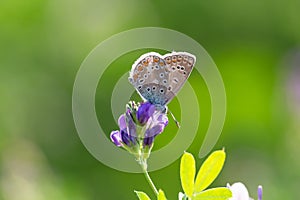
(178, 192, 185, 200)
(227, 182, 253, 200)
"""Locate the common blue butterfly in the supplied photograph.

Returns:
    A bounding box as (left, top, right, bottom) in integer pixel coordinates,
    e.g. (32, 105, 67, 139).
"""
(128, 51, 196, 113)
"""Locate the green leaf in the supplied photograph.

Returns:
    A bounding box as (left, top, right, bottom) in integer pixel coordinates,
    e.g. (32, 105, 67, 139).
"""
(192, 187, 232, 200)
(157, 189, 167, 200)
(194, 150, 226, 193)
(180, 152, 196, 198)
(135, 191, 151, 200)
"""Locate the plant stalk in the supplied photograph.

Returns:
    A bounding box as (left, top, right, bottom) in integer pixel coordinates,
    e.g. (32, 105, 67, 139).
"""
(141, 160, 158, 196)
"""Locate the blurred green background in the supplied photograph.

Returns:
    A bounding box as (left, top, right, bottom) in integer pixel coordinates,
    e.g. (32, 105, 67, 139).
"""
(1, 0, 300, 199)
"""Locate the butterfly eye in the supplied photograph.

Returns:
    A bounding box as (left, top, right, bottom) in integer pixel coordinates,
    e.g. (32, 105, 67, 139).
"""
(138, 85, 142, 89)
(144, 74, 148, 78)
(159, 73, 164, 78)
(152, 86, 156, 91)
(177, 66, 180, 69)
(139, 79, 144, 83)
(163, 79, 167, 84)
(181, 66, 185, 70)
(155, 65, 160, 70)
(147, 87, 151, 92)
(172, 66, 176, 71)
(168, 86, 172, 90)
(160, 89, 164, 93)
(177, 55, 182, 61)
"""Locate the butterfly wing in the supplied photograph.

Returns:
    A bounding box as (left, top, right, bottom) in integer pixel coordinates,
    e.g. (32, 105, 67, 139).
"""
(163, 52, 196, 104)
(128, 52, 170, 107)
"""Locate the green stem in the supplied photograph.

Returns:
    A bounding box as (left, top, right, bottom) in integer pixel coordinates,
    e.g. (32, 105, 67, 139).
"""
(141, 161, 158, 196)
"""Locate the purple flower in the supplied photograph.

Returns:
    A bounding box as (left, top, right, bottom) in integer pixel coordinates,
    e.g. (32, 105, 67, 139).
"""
(110, 101, 168, 151)
(143, 136, 154, 147)
(120, 129, 135, 146)
(126, 110, 137, 137)
(137, 102, 155, 125)
(118, 114, 126, 130)
(257, 185, 263, 200)
(143, 111, 168, 147)
(110, 131, 122, 147)
(143, 124, 163, 146)
(110, 113, 137, 147)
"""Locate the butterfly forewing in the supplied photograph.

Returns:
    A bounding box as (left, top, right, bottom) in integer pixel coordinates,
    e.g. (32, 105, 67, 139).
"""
(163, 52, 196, 104)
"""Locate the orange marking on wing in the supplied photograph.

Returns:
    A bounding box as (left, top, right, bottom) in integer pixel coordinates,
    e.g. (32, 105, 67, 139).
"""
(166, 57, 172, 64)
(142, 59, 149, 66)
(172, 56, 177, 63)
(133, 74, 138, 81)
(137, 65, 144, 71)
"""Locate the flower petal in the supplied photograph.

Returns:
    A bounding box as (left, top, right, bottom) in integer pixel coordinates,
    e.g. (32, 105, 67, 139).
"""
(126, 110, 137, 137)
(120, 130, 131, 146)
(137, 102, 156, 125)
(157, 113, 168, 127)
(227, 182, 251, 200)
(145, 124, 164, 138)
(178, 192, 185, 200)
(120, 129, 137, 146)
(143, 136, 154, 147)
(110, 130, 122, 147)
(118, 114, 127, 130)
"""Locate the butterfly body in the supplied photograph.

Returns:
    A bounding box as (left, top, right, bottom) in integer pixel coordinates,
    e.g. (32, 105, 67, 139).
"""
(128, 51, 196, 111)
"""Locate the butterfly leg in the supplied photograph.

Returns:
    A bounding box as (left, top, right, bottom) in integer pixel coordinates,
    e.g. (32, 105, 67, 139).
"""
(167, 109, 180, 128)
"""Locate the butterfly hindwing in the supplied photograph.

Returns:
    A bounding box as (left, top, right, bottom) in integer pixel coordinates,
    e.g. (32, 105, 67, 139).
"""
(163, 52, 196, 104)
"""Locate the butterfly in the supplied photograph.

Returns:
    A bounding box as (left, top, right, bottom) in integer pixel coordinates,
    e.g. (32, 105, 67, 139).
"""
(128, 51, 196, 125)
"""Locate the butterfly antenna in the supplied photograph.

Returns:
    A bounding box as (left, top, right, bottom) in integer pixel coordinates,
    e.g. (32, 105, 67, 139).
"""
(168, 110, 180, 128)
